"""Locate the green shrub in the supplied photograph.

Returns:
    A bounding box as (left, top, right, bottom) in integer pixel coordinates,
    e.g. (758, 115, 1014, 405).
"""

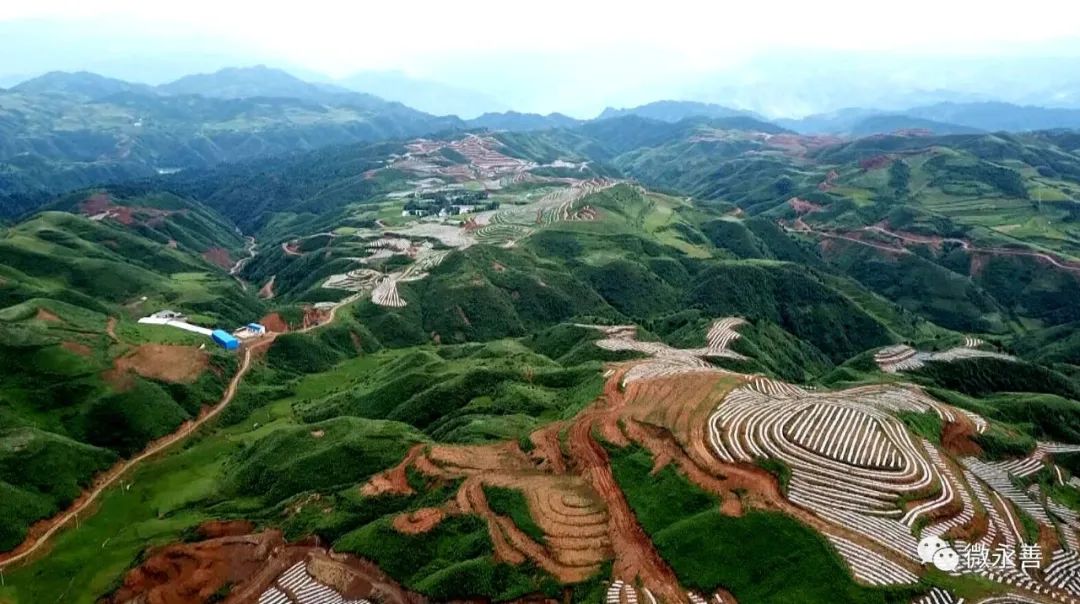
(483, 486, 545, 544)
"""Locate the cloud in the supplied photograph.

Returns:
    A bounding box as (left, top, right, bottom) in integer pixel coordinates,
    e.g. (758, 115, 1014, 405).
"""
(2, 1, 1080, 116)
(5, 0, 1080, 76)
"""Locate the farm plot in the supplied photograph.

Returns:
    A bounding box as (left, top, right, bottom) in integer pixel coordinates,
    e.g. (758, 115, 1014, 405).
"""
(362, 443, 612, 583)
(874, 341, 1015, 373)
(259, 560, 372, 604)
(533, 178, 616, 225)
(913, 588, 962, 604)
(710, 385, 940, 521)
(320, 228, 454, 307)
(1044, 549, 1080, 596)
(351, 313, 1078, 603)
(475, 224, 533, 246)
(582, 318, 748, 385)
(322, 268, 382, 292)
(700, 340, 1078, 600)
(826, 535, 918, 585)
(391, 134, 535, 181)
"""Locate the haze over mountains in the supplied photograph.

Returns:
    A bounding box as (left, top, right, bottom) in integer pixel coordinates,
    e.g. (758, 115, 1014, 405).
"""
(6, 63, 1080, 220)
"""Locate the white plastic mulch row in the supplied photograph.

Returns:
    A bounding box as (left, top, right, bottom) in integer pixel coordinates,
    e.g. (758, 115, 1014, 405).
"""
(826, 534, 919, 585)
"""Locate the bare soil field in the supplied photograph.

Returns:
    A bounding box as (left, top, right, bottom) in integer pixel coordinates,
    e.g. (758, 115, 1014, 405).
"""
(35, 307, 61, 322)
(108, 343, 209, 385)
(259, 312, 289, 333)
(61, 340, 92, 356)
(201, 247, 234, 270)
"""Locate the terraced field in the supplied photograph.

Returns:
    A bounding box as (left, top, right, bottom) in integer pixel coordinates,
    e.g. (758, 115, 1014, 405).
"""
(248, 316, 1061, 603)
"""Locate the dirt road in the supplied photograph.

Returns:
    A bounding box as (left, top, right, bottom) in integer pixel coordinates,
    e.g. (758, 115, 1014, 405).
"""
(0, 292, 360, 569)
(229, 236, 258, 276)
(791, 222, 1080, 272)
(0, 336, 271, 569)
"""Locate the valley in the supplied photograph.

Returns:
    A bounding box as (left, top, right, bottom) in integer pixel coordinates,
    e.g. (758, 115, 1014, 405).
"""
(4, 96, 1080, 604)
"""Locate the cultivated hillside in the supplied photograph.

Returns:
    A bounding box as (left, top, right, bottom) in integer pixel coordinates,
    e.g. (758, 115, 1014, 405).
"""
(2, 126, 1080, 604)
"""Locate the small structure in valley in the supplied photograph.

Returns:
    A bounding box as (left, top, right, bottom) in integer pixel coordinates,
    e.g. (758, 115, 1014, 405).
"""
(211, 329, 239, 350)
(233, 322, 267, 340)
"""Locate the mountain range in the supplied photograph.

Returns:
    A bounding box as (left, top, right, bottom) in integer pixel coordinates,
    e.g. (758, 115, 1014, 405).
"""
(7, 64, 1080, 220)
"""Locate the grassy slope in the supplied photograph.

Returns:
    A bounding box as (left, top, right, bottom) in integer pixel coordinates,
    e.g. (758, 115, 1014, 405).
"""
(608, 445, 918, 604)
(0, 192, 261, 551)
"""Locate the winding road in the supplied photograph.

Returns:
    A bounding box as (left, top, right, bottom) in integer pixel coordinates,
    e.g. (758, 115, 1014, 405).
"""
(789, 222, 1080, 273)
(229, 236, 258, 276)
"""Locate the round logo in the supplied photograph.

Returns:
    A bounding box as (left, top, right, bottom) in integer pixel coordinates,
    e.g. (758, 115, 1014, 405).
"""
(918, 535, 959, 571)
(933, 547, 960, 572)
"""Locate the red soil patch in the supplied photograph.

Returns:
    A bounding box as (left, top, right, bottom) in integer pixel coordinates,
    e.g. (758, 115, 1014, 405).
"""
(492, 262, 507, 272)
(358, 361, 928, 600)
(105, 527, 424, 604)
(363, 444, 425, 497)
(197, 519, 255, 539)
(105, 529, 284, 604)
(106, 316, 119, 342)
(111, 206, 135, 225)
(61, 341, 92, 356)
(818, 169, 839, 191)
(35, 308, 61, 322)
(788, 197, 823, 215)
(259, 312, 289, 333)
(567, 402, 683, 600)
(78, 193, 176, 227)
(942, 419, 983, 457)
(258, 275, 276, 299)
(945, 511, 988, 543)
(529, 422, 568, 474)
(970, 253, 989, 277)
(302, 306, 331, 330)
(859, 155, 893, 171)
(105, 344, 209, 389)
(201, 247, 233, 270)
(79, 192, 112, 215)
(393, 507, 446, 534)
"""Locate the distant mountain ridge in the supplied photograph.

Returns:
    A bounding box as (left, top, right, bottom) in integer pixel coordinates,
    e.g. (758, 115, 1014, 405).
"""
(0, 67, 465, 214)
(598, 100, 761, 122)
(9, 65, 1080, 220)
(780, 102, 1080, 134)
(466, 111, 583, 131)
(847, 114, 983, 137)
(12, 70, 155, 99)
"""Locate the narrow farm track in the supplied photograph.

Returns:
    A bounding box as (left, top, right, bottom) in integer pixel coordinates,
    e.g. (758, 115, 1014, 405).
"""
(791, 222, 1080, 273)
(0, 293, 359, 570)
(0, 337, 268, 569)
(105, 317, 119, 342)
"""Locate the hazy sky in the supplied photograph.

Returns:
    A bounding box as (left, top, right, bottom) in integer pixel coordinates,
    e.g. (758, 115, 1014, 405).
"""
(3, 1, 1080, 117)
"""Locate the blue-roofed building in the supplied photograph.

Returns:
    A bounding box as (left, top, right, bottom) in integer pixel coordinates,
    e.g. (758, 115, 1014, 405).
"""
(246, 323, 266, 335)
(211, 329, 239, 350)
